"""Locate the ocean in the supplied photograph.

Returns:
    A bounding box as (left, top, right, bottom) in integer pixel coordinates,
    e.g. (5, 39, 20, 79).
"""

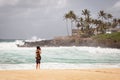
(0, 39, 120, 70)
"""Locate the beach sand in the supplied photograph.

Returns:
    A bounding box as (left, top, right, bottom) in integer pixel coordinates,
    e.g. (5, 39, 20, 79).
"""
(0, 68, 120, 80)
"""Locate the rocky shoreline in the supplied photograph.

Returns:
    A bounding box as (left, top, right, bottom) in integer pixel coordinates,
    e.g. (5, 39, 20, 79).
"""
(17, 36, 120, 49)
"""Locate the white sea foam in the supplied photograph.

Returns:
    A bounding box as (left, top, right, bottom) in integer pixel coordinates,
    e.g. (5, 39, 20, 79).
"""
(25, 36, 45, 42)
(0, 42, 17, 49)
(15, 40, 24, 45)
(0, 41, 120, 53)
(0, 63, 120, 70)
(0, 40, 35, 50)
(0, 40, 120, 70)
(42, 46, 120, 54)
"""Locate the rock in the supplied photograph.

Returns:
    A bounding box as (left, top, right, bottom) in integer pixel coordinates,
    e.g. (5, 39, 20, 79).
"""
(17, 36, 120, 49)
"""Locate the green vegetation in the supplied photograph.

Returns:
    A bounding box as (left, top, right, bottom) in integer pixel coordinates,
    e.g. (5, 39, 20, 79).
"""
(93, 32, 120, 41)
(64, 9, 120, 37)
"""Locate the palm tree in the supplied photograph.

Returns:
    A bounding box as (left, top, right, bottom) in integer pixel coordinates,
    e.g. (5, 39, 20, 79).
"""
(98, 10, 107, 34)
(107, 13, 113, 22)
(99, 21, 105, 34)
(107, 13, 113, 27)
(117, 19, 120, 28)
(98, 10, 107, 21)
(77, 17, 84, 32)
(82, 9, 90, 19)
(64, 13, 70, 36)
(66, 10, 77, 35)
(93, 19, 100, 34)
(76, 22, 81, 36)
(112, 18, 118, 28)
(64, 9, 120, 37)
(82, 9, 91, 35)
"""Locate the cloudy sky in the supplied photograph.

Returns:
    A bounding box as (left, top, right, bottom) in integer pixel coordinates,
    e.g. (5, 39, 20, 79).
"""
(0, 0, 120, 39)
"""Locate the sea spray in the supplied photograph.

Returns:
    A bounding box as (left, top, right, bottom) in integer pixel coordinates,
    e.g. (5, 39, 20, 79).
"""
(0, 39, 120, 70)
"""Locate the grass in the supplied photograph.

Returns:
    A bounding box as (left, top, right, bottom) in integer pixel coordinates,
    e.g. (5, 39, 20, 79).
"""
(92, 32, 120, 41)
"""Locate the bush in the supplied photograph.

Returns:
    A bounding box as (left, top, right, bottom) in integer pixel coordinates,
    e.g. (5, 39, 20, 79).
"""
(92, 32, 120, 41)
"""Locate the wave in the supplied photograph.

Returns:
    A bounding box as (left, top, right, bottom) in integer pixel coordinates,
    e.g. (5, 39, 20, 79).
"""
(0, 43, 120, 70)
(0, 40, 120, 52)
(0, 41, 18, 49)
(0, 37, 45, 49)
(0, 40, 34, 50)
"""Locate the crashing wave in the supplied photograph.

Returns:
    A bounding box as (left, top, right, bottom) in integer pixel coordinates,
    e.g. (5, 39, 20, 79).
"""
(25, 36, 45, 42)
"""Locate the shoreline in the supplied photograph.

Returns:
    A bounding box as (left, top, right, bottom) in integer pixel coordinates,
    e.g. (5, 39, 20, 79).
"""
(0, 63, 120, 70)
(0, 68, 120, 80)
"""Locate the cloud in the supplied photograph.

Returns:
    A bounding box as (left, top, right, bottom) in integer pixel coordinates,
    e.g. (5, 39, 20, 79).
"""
(2, 0, 119, 39)
(0, 0, 68, 39)
(55, 0, 67, 8)
(36, 0, 67, 8)
(13, 0, 67, 18)
(107, 0, 120, 17)
(0, 0, 19, 6)
(0, 0, 67, 8)
(113, 0, 120, 9)
(110, 0, 120, 12)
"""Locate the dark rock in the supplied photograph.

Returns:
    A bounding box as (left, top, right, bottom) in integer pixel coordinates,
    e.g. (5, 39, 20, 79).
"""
(17, 36, 120, 49)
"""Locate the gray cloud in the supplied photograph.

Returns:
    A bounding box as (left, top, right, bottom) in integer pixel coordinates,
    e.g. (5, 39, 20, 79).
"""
(107, 0, 120, 17)
(0, 0, 19, 6)
(0, 0, 119, 39)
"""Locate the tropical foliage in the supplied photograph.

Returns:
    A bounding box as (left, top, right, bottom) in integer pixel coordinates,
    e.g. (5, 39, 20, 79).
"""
(93, 32, 120, 41)
(64, 9, 120, 37)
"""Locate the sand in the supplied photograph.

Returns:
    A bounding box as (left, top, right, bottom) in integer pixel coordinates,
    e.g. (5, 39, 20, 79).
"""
(0, 68, 120, 80)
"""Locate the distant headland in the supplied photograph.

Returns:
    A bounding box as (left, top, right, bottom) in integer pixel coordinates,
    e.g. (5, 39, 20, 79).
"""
(17, 9, 120, 48)
(17, 32, 120, 49)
